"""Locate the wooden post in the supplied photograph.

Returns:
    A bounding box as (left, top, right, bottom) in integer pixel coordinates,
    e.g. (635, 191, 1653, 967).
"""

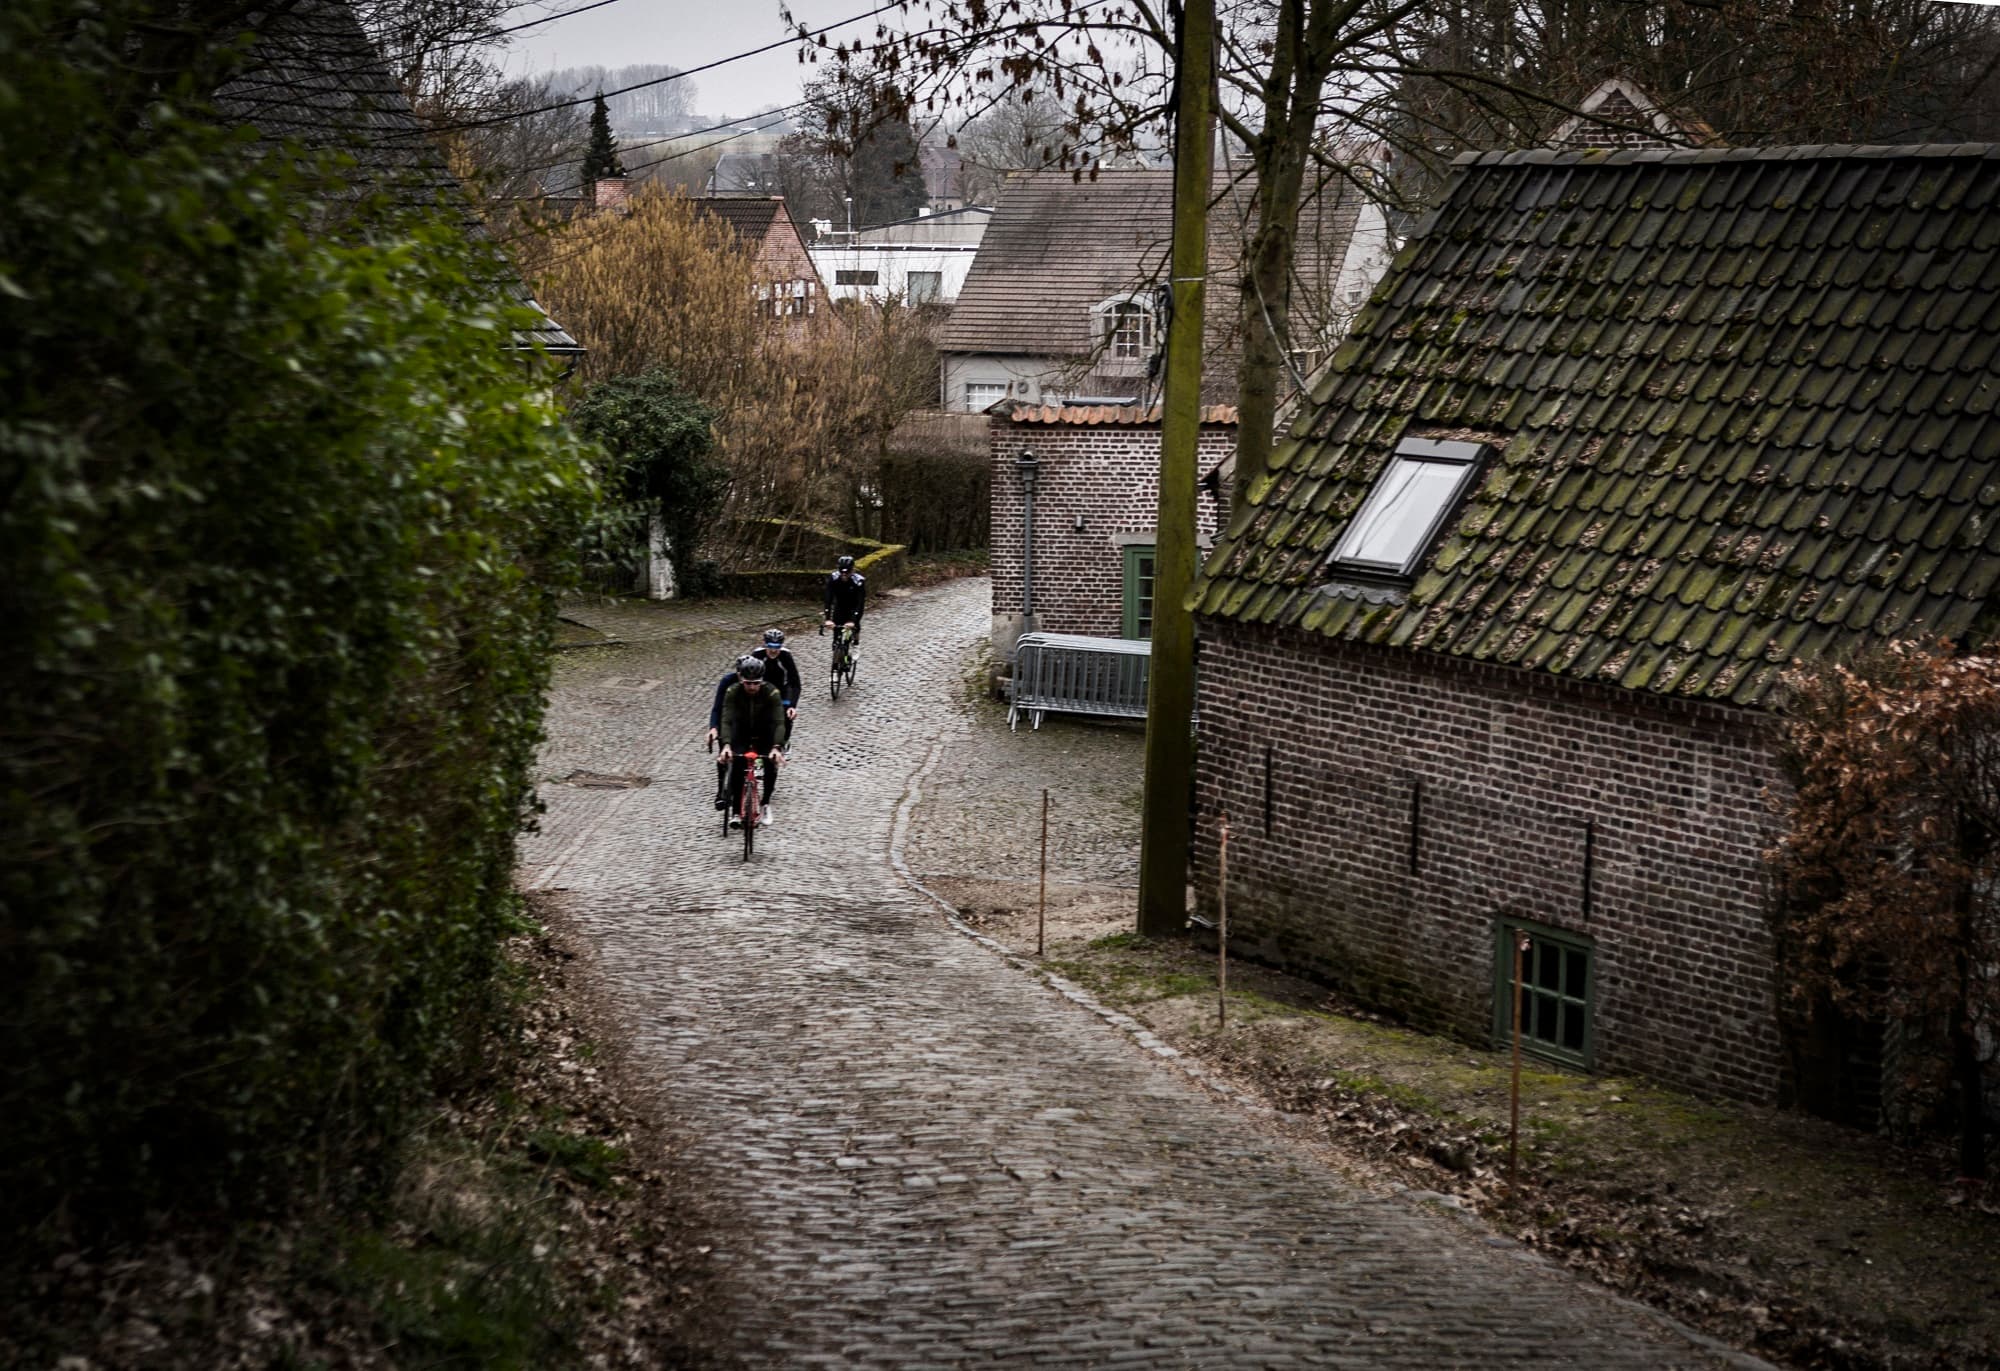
(1135, 0, 1214, 938)
(1038, 788, 1049, 960)
(1218, 812, 1230, 1028)
(1510, 929, 1529, 1187)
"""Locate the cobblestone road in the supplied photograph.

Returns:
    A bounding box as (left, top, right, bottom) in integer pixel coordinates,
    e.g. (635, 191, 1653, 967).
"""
(523, 580, 1752, 1370)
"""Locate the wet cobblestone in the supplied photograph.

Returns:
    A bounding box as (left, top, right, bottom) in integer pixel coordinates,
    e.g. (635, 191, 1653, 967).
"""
(522, 579, 1752, 1369)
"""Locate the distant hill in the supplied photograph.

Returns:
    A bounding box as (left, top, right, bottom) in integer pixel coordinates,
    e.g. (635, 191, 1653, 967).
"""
(543, 65, 700, 135)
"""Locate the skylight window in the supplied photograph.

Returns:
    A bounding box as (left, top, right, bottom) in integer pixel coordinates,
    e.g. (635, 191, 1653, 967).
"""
(1327, 438, 1490, 577)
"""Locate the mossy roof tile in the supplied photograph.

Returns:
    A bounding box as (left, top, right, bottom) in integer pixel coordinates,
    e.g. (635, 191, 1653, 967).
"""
(1200, 146, 2000, 706)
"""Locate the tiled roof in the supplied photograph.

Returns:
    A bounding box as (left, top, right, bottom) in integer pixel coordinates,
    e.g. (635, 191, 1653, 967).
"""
(941, 171, 1177, 355)
(690, 196, 785, 245)
(939, 168, 1362, 368)
(1195, 144, 2000, 708)
(1004, 403, 1239, 426)
(214, 0, 580, 355)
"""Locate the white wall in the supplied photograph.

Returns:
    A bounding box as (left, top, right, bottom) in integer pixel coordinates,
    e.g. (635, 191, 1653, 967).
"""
(809, 245, 980, 304)
(939, 354, 1063, 411)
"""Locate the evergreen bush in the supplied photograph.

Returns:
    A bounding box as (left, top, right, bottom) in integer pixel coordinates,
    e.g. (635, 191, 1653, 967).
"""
(569, 370, 726, 595)
(0, 0, 597, 1241)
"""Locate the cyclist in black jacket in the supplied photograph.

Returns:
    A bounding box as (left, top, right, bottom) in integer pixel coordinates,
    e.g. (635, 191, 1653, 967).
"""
(751, 628, 801, 745)
(823, 555, 866, 645)
(716, 659, 785, 826)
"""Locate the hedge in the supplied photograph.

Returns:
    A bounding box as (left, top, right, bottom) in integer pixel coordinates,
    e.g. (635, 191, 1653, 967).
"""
(0, 2, 597, 1240)
(716, 519, 907, 599)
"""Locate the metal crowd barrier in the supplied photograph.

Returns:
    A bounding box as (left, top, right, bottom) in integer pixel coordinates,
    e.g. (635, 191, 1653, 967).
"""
(1007, 632, 1153, 731)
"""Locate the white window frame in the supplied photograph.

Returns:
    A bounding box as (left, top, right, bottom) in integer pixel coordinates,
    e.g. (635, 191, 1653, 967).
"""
(964, 381, 1008, 412)
(1091, 293, 1157, 361)
(1327, 438, 1491, 578)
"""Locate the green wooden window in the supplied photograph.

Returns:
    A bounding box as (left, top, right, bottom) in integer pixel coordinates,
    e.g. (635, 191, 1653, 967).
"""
(1492, 919, 1594, 1068)
(1122, 544, 1157, 639)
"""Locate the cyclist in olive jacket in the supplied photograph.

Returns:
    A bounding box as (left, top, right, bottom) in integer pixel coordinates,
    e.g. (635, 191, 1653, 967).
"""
(717, 658, 785, 827)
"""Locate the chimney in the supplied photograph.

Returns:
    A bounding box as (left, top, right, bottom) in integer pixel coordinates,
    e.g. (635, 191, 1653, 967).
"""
(593, 175, 630, 211)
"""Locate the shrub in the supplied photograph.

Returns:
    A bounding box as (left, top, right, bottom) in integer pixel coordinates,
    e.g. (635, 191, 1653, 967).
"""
(0, 1, 597, 1239)
(569, 370, 726, 595)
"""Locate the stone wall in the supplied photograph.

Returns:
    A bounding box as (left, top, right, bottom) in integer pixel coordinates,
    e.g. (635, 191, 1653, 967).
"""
(989, 410, 1235, 657)
(1190, 615, 1788, 1106)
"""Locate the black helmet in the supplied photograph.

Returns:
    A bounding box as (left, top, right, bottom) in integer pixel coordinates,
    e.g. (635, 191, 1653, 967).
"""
(762, 628, 786, 648)
(737, 658, 766, 681)
(836, 555, 856, 572)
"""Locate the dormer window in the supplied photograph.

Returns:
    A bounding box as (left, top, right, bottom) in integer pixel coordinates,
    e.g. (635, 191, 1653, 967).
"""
(1092, 294, 1157, 360)
(1328, 438, 1491, 578)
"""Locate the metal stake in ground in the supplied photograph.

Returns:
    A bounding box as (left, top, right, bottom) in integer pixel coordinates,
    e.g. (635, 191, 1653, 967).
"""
(1510, 929, 1529, 1187)
(1218, 812, 1230, 1029)
(1038, 788, 1049, 959)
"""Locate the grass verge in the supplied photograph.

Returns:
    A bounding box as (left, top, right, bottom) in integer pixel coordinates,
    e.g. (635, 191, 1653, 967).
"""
(930, 877, 2000, 1371)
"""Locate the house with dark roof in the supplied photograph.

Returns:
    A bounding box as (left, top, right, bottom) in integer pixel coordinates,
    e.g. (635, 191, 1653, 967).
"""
(1189, 144, 2000, 1119)
(689, 196, 825, 322)
(939, 168, 1391, 412)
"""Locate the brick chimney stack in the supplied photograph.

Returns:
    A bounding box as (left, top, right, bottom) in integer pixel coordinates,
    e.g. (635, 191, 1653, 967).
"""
(593, 175, 630, 211)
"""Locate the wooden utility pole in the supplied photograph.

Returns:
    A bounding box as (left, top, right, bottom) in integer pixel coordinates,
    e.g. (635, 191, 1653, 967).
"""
(1136, 0, 1215, 938)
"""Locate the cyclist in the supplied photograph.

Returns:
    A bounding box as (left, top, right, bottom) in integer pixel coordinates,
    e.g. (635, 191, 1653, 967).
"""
(707, 655, 758, 808)
(753, 628, 802, 745)
(823, 554, 867, 647)
(716, 658, 785, 827)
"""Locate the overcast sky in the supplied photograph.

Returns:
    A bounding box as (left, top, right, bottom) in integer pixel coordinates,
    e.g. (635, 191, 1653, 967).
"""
(500, 0, 898, 120)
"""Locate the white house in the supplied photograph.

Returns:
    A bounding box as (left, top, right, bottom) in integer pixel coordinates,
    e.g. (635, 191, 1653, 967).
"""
(807, 206, 992, 305)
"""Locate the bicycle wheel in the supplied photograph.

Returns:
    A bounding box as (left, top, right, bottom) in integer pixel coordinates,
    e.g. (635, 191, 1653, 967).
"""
(720, 773, 732, 839)
(742, 788, 757, 861)
(830, 656, 842, 701)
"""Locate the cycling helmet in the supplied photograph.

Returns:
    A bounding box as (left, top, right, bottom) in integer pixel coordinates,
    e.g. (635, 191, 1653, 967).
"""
(737, 658, 767, 681)
(762, 628, 786, 648)
(836, 555, 856, 572)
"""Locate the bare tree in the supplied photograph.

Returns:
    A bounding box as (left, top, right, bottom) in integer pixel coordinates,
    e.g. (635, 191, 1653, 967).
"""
(833, 0, 2000, 502)
(953, 81, 1078, 203)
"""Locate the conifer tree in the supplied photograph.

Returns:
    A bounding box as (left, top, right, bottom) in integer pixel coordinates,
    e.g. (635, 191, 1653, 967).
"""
(581, 90, 624, 189)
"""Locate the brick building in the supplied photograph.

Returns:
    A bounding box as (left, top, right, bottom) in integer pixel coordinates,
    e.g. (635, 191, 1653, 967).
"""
(989, 403, 1235, 658)
(689, 196, 824, 322)
(1190, 145, 2000, 1116)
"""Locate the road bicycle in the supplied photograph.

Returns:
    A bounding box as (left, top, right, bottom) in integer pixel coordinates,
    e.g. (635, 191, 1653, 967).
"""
(723, 749, 765, 860)
(822, 622, 859, 700)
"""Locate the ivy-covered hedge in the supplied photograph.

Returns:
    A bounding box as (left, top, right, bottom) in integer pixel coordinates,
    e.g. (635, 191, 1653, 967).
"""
(0, 4, 597, 1240)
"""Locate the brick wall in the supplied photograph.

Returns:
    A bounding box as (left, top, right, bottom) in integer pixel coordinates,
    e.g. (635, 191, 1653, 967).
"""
(1191, 616, 1787, 1106)
(990, 413, 1234, 645)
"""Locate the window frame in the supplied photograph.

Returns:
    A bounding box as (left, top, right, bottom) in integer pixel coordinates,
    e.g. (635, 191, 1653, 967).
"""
(907, 270, 943, 303)
(1327, 437, 1491, 579)
(1491, 917, 1595, 1069)
(964, 381, 1008, 412)
(1091, 293, 1157, 363)
(1121, 543, 1157, 639)
(835, 268, 880, 287)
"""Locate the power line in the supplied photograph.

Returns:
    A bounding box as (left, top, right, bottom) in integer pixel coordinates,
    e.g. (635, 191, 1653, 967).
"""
(388, 0, 908, 137)
(506, 103, 807, 181)
(488, 0, 638, 42)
